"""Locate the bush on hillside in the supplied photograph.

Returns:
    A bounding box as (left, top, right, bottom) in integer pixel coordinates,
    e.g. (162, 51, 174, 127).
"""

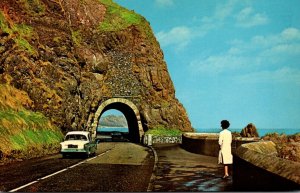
(145, 125, 182, 136)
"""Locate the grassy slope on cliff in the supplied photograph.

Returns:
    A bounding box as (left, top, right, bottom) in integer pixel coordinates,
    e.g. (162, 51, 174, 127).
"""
(1, 0, 151, 163)
(0, 81, 63, 161)
(98, 0, 155, 40)
(1, 7, 63, 162)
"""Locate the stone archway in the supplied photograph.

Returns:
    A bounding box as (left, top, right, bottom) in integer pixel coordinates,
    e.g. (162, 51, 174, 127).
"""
(91, 98, 144, 143)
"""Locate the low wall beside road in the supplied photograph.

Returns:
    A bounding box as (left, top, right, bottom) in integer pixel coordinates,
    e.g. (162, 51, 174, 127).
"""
(180, 132, 300, 191)
(143, 134, 182, 145)
(180, 132, 259, 156)
(233, 141, 300, 191)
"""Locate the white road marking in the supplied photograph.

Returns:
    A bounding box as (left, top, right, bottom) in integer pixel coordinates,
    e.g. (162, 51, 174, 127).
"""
(9, 181, 38, 192)
(39, 168, 68, 180)
(8, 149, 112, 192)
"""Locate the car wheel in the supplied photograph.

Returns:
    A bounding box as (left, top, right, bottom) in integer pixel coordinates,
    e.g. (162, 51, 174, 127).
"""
(62, 153, 67, 159)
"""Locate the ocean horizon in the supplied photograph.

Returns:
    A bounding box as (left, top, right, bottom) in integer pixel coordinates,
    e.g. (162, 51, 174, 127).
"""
(98, 127, 300, 137)
(196, 128, 300, 137)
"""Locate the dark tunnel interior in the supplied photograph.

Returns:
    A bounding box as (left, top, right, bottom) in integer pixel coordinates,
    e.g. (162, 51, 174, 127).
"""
(97, 102, 141, 143)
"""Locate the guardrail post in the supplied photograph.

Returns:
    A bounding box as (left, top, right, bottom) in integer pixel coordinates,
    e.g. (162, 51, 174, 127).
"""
(147, 134, 153, 146)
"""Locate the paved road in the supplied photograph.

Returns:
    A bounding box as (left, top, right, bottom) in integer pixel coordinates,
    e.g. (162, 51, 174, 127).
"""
(150, 144, 232, 192)
(0, 142, 154, 192)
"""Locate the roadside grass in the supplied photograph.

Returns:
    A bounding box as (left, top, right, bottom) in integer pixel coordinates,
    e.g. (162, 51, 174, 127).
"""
(10, 129, 62, 150)
(0, 84, 63, 161)
(145, 125, 182, 136)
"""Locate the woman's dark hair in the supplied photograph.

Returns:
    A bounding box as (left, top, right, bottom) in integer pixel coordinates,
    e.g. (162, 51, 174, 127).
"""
(221, 120, 230, 129)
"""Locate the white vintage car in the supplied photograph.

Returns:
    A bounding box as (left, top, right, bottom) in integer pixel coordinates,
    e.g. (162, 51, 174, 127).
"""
(60, 131, 97, 158)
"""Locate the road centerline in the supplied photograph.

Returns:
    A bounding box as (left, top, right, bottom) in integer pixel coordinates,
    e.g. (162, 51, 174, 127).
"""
(8, 148, 113, 192)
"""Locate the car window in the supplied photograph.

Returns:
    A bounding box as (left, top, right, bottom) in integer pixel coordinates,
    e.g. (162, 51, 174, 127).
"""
(65, 134, 87, 141)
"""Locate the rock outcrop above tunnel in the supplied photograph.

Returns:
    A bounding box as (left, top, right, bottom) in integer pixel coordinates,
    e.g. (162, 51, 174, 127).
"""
(0, 0, 192, 133)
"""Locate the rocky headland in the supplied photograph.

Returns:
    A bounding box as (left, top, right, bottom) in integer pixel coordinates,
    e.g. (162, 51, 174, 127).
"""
(0, 0, 192, 161)
(99, 115, 127, 127)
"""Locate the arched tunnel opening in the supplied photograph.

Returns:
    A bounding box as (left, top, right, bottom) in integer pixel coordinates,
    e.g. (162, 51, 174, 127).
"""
(97, 109, 129, 141)
(92, 98, 144, 143)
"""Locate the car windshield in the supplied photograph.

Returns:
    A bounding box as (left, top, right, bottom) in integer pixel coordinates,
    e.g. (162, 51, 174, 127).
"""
(65, 134, 87, 141)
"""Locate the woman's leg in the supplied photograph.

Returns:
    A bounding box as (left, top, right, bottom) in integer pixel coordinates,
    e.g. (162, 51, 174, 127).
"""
(224, 165, 229, 176)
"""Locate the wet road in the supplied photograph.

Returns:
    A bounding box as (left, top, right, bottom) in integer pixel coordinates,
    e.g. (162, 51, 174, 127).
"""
(150, 144, 232, 192)
(0, 142, 154, 192)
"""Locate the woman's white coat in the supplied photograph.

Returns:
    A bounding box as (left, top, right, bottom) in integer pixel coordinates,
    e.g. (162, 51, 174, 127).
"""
(218, 129, 233, 164)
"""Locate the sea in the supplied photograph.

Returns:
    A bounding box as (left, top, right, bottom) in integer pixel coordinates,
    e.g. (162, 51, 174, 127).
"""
(195, 128, 300, 137)
(98, 127, 300, 137)
(97, 127, 129, 133)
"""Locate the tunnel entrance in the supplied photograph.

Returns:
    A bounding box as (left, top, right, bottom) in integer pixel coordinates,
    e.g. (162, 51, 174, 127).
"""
(97, 109, 129, 142)
(91, 98, 144, 143)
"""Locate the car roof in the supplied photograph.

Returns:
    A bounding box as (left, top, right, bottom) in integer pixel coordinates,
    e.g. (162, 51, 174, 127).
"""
(66, 131, 90, 135)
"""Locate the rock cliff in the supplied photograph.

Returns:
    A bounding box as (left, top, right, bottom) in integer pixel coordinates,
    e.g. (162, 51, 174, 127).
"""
(0, 0, 192, 133)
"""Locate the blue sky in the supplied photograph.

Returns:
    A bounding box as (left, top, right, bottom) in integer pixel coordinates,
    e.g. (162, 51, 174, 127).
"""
(114, 0, 300, 129)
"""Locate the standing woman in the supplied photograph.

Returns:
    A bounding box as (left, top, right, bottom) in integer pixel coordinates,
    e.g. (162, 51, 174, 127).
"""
(218, 120, 233, 179)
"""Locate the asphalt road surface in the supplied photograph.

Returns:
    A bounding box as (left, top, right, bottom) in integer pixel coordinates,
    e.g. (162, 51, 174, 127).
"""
(150, 144, 232, 192)
(0, 142, 155, 192)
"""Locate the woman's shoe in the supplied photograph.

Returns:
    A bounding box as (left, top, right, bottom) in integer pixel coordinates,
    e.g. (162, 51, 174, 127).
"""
(222, 175, 229, 179)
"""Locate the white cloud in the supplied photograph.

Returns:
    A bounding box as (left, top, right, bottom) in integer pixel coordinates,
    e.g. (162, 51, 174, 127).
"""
(236, 67, 300, 84)
(265, 44, 300, 56)
(189, 55, 250, 75)
(199, 0, 238, 29)
(281, 28, 300, 41)
(157, 1, 270, 50)
(236, 7, 269, 28)
(190, 27, 300, 78)
(250, 28, 300, 57)
(214, 0, 238, 20)
(251, 28, 300, 47)
(156, 26, 193, 49)
(155, 0, 174, 7)
(155, 1, 241, 50)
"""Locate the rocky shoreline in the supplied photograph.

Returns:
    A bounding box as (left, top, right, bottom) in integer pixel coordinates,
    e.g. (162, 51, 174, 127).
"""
(262, 133, 300, 163)
(232, 123, 300, 163)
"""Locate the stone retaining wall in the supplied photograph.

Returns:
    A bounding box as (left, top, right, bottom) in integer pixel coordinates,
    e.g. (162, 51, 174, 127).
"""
(180, 132, 259, 157)
(181, 132, 300, 191)
(233, 141, 300, 191)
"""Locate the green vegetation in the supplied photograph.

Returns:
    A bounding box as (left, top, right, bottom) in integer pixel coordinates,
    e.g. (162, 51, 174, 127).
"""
(14, 37, 35, 54)
(0, 84, 63, 161)
(10, 129, 62, 150)
(71, 30, 82, 46)
(98, 0, 142, 32)
(0, 12, 10, 33)
(146, 125, 182, 136)
(98, 0, 154, 40)
(21, 0, 45, 15)
(0, 11, 36, 55)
